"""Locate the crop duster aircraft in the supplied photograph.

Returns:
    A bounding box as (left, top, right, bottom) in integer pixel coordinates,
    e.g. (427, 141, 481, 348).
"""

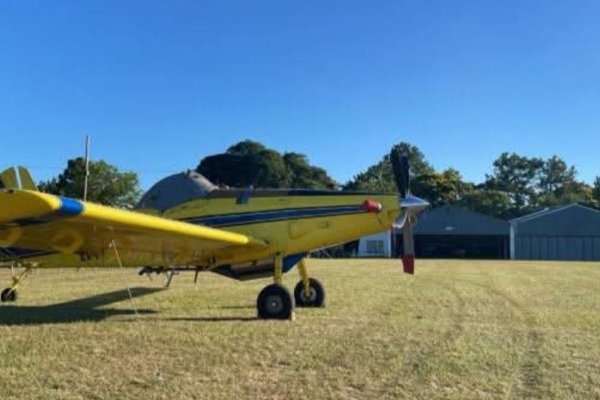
(0, 152, 428, 319)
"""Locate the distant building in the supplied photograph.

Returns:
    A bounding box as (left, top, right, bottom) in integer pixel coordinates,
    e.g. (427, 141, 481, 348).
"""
(510, 204, 600, 261)
(357, 205, 511, 259)
(402, 205, 510, 259)
(357, 231, 393, 258)
(352, 203, 600, 261)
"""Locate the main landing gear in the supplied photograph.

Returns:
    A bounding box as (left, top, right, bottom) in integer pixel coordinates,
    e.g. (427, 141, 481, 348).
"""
(1, 262, 36, 303)
(294, 278, 325, 307)
(257, 283, 294, 319)
(1, 287, 17, 302)
(256, 257, 326, 320)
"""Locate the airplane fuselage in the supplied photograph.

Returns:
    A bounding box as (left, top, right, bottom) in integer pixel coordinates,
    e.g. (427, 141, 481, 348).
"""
(2, 189, 403, 275)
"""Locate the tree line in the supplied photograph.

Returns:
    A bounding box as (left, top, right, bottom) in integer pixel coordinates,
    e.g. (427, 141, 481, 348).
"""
(39, 140, 600, 219)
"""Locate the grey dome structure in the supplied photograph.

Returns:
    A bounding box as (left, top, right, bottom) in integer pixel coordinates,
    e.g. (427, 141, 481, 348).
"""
(136, 170, 217, 212)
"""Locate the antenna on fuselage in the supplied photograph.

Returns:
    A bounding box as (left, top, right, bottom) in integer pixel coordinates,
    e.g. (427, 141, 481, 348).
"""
(83, 135, 91, 202)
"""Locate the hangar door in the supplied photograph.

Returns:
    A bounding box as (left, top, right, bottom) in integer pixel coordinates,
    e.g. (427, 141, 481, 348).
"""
(414, 234, 509, 259)
(515, 236, 600, 261)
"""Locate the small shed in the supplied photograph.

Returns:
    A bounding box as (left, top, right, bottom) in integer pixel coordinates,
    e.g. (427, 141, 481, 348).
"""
(397, 205, 510, 259)
(357, 231, 393, 258)
(510, 204, 600, 261)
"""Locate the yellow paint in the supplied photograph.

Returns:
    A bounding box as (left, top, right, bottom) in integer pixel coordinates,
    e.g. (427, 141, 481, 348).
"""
(1, 187, 402, 274)
(0, 189, 267, 267)
(0, 190, 61, 223)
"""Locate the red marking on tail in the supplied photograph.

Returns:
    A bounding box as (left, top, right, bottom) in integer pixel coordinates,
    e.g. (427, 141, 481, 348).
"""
(402, 255, 415, 275)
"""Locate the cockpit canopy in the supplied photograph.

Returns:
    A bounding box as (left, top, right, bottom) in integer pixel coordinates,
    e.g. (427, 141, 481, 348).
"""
(135, 170, 217, 211)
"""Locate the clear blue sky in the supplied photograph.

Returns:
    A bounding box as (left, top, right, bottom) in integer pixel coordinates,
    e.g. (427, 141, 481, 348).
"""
(1, 0, 599, 190)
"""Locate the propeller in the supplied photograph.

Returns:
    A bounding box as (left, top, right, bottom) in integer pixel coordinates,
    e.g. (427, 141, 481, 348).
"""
(390, 149, 417, 274)
(390, 149, 410, 199)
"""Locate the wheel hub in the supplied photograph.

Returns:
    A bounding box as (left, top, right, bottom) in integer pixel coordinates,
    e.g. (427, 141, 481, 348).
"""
(301, 288, 317, 302)
(265, 295, 284, 313)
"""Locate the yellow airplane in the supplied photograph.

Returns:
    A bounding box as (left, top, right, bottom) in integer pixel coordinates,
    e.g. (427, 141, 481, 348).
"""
(0, 152, 428, 319)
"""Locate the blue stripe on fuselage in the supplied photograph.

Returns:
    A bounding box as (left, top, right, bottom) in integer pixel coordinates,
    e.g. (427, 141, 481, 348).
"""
(184, 205, 365, 228)
(58, 197, 84, 216)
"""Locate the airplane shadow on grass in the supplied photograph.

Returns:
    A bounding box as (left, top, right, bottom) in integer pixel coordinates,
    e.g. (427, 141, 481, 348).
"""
(0, 287, 163, 326)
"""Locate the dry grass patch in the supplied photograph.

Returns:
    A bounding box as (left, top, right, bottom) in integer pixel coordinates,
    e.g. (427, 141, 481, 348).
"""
(0, 259, 599, 399)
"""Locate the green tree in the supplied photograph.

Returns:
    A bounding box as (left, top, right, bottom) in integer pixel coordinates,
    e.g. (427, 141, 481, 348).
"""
(538, 156, 577, 195)
(39, 158, 141, 208)
(412, 168, 474, 207)
(484, 152, 543, 211)
(197, 141, 289, 187)
(458, 189, 512, 219)
(594, 176, 600, 204)
(484, 153, 594, 215)
(227, 140, 268, 157)
(535, 156, 593, 208)
(536, 180, 594, 208)
(197, 140, 337, 189)
(283, 152, 337, 189)
(344, 142, 434, 192)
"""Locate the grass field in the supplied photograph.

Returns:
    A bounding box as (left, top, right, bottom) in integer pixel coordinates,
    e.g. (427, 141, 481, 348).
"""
(0, 259, 599, 400)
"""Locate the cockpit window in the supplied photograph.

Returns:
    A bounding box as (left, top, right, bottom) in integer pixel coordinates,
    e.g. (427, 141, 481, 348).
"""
(135, 171, 217, 211)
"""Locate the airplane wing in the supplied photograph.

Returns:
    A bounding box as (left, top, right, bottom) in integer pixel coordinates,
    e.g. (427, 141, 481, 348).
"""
(0, 189, 267, 263)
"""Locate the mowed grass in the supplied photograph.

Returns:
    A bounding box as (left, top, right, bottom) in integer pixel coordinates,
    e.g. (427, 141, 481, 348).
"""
(0, 259, 599, 400)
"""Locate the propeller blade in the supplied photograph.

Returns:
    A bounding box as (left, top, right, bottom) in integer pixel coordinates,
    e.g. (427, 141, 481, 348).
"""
(390, 150, 410, 198)
(401, 215, 415, 274)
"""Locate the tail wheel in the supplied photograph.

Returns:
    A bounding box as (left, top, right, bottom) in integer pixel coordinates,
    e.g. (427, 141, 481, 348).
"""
(294, 278, 325, 308)
(1, 288, 17, 302)
(257, 283, 294, 320)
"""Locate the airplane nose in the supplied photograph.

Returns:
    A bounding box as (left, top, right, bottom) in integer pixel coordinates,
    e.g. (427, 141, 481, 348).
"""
(400, 195, 429, 212)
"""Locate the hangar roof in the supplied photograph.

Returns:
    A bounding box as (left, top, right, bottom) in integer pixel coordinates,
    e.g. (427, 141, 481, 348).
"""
(510, 203, 600, 236)
(402, 205, 509, 236)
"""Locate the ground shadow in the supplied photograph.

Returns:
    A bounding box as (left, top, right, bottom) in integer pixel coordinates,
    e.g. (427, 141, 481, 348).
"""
(165, 316, 257, 322)
(0, 287, 163, 326)
(218, 304, 255, 310)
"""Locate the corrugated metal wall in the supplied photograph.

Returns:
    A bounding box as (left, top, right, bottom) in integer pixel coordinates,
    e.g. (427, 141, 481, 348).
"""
(515, 235, 600, 261)
(512, 205, 600, 261)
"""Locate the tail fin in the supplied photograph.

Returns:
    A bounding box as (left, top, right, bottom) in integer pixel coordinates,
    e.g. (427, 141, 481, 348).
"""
(0, 166, 38, 191)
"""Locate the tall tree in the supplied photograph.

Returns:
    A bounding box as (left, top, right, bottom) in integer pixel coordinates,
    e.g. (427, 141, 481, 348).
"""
(283, 152, 337, 189)
(532, 155, 595, 208)
(458, 189, 512, 219)
(39, 158, 141, 208)
(227, 140, 268, 157)
(594, 176, 600, 204)
(484, 152, 543, 211)
(197, 140, 337, 189)
(412, 168, 474, 207)
(344, 142, 434, 192)
(197, 140, 289, 187)
(538, 155, 577, 195)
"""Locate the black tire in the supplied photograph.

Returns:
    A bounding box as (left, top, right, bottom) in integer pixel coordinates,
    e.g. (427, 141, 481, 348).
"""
(1, 288, 17, 302)
(294, 278, 325, 308)
(257, 283, 294, 320)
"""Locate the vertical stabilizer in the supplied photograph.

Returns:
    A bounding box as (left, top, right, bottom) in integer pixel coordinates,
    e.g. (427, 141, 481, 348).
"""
(17, 166, 38, 191)
(0, 167, 38, 191)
